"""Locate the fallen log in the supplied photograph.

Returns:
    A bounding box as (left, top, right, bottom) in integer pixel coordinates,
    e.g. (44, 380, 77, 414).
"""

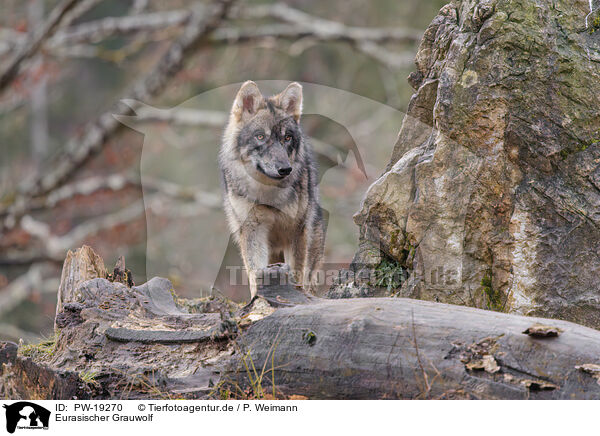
(229, 294, 600, 399)
(2, 247, 600, 399)
(223, 266, 600, 399)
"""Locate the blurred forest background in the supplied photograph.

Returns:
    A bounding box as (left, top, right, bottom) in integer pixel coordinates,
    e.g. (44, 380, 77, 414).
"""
(0, 0, 446, 344)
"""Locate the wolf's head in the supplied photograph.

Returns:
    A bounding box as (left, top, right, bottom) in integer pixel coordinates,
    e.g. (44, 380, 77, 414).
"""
(223, 81, 304, 183)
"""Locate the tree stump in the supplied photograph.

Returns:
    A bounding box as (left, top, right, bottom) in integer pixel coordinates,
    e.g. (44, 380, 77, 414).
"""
(54, 245, 107, 329)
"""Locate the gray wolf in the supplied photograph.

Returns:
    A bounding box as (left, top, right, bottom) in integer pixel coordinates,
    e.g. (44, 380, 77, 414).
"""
(218, 81, 324, 299)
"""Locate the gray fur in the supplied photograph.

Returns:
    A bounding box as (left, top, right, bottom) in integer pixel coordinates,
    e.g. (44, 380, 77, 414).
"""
(218, 81, 324, 298)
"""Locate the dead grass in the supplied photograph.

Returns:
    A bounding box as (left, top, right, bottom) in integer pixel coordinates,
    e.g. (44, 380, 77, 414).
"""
(211, 333, 288, 399)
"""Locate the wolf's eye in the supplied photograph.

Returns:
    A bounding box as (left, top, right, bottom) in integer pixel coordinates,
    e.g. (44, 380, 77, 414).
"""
(256, 134, 265, 141)
(284, 135, 292, 142)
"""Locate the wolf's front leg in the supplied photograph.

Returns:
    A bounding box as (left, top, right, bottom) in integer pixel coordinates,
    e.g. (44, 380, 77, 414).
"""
(238, 224, 269, 300)
(286, 231, 306, 286)
(303, 221, 325, 294)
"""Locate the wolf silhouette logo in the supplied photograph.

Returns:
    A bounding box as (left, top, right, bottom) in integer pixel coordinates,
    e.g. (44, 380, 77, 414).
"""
(114, 81, 403, 299)
(3, 402, 50, 434)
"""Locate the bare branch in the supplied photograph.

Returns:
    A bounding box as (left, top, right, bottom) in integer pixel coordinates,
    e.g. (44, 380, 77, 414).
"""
(61, 0, 104, 27)
(234, 3, 423, 45)
(49, 9, 191, 46)
(0, 0, 105, 58)
(131, 106, 227, 127)
(18, 191, 218, 263)
(49, 200, 145, 255)
(1, 3, 419, 72)
(0, 28, 25, 58)
(4, 23, 417, 70)
(355, 42, 415, 70)
(0, 323, 41, 344)
(24, 171, 221, 211)
(143, 180, 221, 209)
(0, 263, 59, 320)
(48, 5, 421, 48)
(211, 26, 416, 69)
(14, 202, 144, 263)
(29, 174, 138, 209)
(130, 0, 150, 15)
(0, 0, 81, 93)
(1, 2, 420, 70)
(0, 0, 235, 231)
(4, 172, 220, 264)
(226, 3, 420, 70)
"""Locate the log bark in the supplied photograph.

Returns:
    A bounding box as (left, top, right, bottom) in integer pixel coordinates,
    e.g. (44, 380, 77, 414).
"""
(0, 342, 89, 400)
(228, 273, 600, 399)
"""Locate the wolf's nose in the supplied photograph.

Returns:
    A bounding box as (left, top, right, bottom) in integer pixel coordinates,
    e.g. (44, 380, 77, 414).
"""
(278, 167, 292, 176)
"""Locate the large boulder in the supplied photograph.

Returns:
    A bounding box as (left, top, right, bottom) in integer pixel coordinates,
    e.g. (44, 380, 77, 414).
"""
(353, 0, 600, 326)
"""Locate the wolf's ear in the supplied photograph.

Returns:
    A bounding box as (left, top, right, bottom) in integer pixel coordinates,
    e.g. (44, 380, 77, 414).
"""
(231, 81, 263, 122)
(276, 82, 303, 122)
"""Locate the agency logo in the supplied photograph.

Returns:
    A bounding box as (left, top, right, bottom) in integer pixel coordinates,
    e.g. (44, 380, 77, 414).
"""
(2, 402, 50, 434)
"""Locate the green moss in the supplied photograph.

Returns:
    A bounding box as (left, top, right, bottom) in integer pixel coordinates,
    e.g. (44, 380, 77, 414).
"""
(365, 248, 380, 257)
(481, 273, 492, 289)
(389, 229, 400, 248)
(589, 13, 600, 33)
(19, 332, 59, 359)
(80, 371, 100, 387)
(371, 256, 407, 295)
(559, 141, 594, 159)
(302, 330, 317, 346)
(481, 273, 504, 312)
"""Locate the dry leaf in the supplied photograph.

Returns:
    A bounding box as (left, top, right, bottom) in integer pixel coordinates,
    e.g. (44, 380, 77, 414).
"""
(522, 324, 563, 338)
(575, 364, 600, 385)
(575, 363, 600, 374)
(288, 395, 308, 400)
(521, 379, 558, 391)
(465, 354, 500, 373)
